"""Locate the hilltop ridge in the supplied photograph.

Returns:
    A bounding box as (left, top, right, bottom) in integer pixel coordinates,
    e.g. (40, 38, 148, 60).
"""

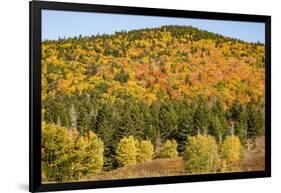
(42, 25, 265, 106)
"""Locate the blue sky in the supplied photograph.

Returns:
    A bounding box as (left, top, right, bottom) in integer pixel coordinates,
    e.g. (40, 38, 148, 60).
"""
(42, 10, 265, 43)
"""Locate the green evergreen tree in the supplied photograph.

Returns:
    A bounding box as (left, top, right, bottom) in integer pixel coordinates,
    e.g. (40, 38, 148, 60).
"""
(209, 98, 228, 144)
(247, 102, 263, 142)
(193, 97, 210, 135)
(158, 100, 178, 140)
(229, 99, 248, 144)
(93, 102, 116, 170)
(173, 99, 194, 153)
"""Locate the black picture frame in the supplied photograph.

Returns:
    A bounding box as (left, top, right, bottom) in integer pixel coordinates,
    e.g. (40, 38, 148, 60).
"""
(29, 1, 271, 192)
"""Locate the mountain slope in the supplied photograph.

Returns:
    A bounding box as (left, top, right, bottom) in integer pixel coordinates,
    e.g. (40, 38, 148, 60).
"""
(42, 25, 265, 107)
(41, 25, 265, 178)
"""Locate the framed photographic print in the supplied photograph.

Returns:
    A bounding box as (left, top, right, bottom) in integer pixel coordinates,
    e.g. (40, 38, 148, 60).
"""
(30, 0, 271, 192)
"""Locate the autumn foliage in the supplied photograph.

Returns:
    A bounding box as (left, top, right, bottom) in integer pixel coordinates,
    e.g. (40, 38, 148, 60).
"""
(160, 139, 179, 158)
(137, 140, 154, 163)
(41, 123, 104, 182)
(41, 25, 265, 182)
(221, 135, 242, 169)
(116, 136, 138, 166)
(183, 135, 219, 173)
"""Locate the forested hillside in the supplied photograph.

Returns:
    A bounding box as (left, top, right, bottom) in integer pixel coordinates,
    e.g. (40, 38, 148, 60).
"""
(41, 25, 265, 182)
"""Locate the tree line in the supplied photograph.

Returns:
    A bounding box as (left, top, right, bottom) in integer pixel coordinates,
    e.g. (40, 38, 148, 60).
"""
(43, 93, 264, 172)
(42, 122, 244, 182)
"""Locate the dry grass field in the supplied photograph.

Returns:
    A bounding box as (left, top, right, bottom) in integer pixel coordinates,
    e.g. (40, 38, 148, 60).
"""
(90, 157, 185, 181)
(240, 136, 265, 171)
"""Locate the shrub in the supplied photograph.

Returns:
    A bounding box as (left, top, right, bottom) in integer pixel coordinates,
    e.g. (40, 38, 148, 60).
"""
(116, 136, 138, 167)
(137, 140, 154, 162)
(160, 139, 178, 158)
(220, 135, 242, 167)
(183, 134, 219, 173)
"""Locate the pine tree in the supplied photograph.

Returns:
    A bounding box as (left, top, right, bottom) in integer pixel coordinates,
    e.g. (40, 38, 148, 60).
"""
(93, 102, 116, 170)
(173, 99, 194, 153)
(139, 102, 157, 142)
(158, 100, 178, 140)
(209, 115, 223, 144)
(209, 98, 228, 144)
(76, 96, 93, 134)
(229, 99, 248, 144)
(247, 103, 260, 142)
(193, 97, 210, 135)
(236, 107, 248, 145)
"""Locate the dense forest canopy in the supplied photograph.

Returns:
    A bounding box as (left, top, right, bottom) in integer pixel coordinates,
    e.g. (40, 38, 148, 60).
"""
(42, 25, 265, 106)
(41, 25, 265, 180)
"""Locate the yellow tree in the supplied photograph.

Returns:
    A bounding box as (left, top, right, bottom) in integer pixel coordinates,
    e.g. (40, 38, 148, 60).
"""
(160, 139, 178, 158)
(116, 136, 138, 167)
(220, 135, 242, 170)
(137, 140, 154, 163)
(184, 135, 219, 173)
(73, 131, 104, 179)
(41, 123, 74, 182)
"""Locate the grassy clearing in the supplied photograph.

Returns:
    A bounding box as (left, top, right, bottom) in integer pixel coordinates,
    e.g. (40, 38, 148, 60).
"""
(89, 157, 185, 181)
(240, 136, 265, 171)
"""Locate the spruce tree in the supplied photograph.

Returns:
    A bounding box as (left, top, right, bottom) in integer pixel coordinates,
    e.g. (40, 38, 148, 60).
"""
(247, 103, 259, 142)
(229, 99, 248, 145)
(158, 99, 178, 140)
(193, 97, 210, 135)
(209, 98, 228, 144)
(173, 99, 194, 153)
(93, 102, 116, 170)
